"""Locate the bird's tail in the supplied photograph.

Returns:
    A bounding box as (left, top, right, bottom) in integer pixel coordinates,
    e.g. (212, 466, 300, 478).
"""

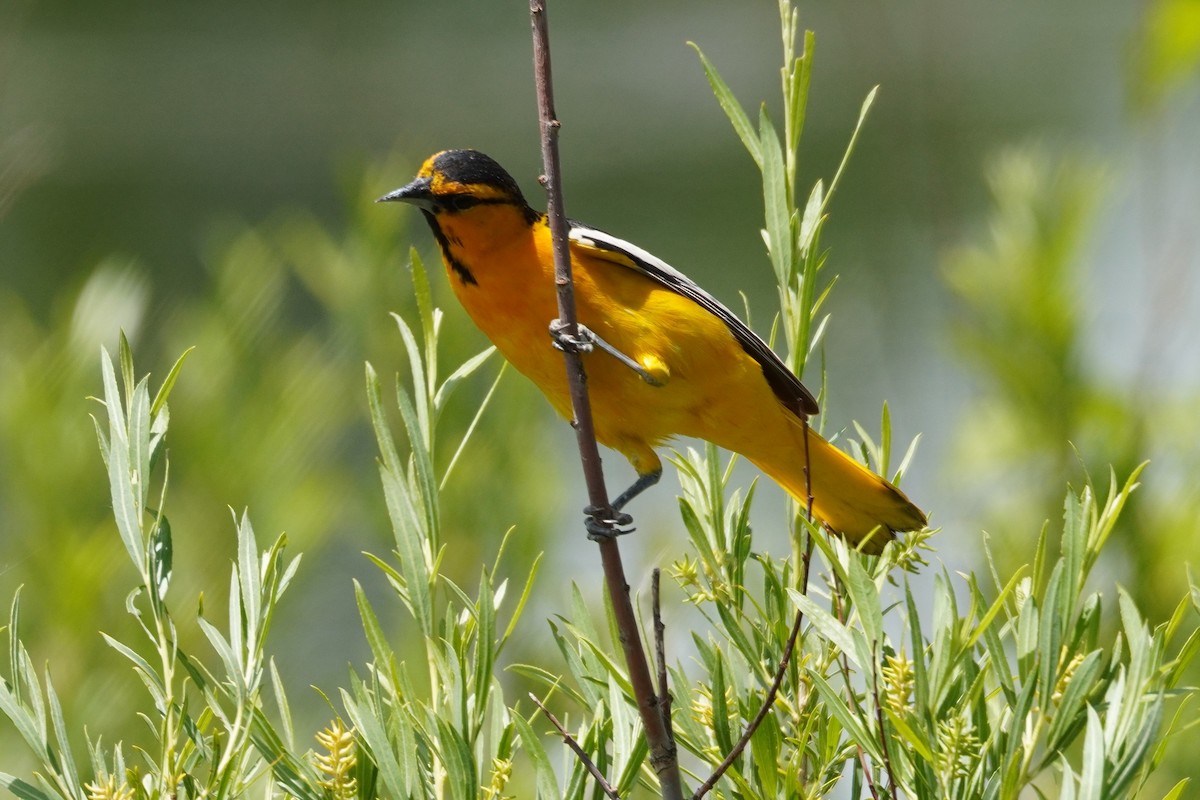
(749, 425, 927, 554)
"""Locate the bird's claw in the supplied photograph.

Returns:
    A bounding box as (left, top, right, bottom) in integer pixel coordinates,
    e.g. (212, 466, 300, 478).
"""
(549, 319, 595, 355)
(584, 507, 635, 541)
(584, 504, 633, 526)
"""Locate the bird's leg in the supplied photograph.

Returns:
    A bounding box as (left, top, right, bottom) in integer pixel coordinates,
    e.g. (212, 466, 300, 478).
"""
(548, 319, 665, 386)
(582, 469, 662, 540)
(611, 468, 662, 511)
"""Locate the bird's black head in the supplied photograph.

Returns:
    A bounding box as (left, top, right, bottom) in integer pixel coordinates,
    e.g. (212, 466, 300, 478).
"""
(378, 149, 538, 222)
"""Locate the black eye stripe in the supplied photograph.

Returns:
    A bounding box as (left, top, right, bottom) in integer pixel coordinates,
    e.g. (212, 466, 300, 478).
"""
(436, 193, 511, 212)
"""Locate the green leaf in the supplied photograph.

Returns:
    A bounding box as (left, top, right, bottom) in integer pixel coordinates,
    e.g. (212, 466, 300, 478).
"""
(391, 311, 431, 450)
(844, 553, 883, 647)
(688, 43, 762, 167)
(247, 706, 326, 800)
(788, 589, 861, 668)
(150, 346, 195, 418)
(100, 348, 145, 576)
(500, 549, 541, 651)
(435, 717, 477, 800)
(1078, 706, 1105, 800)
(149, 515, 173, 603)
(513, 711, 559, 799)
(749, 700, 783, 796)
(441, 360, 507, 489)
(394, 375, 438, 536)
(354, 581, 395, 670)
(1160, 779, 1191, 800)
(760, 106, 794, 285)
(45, 674, 81, 798)
(710, 651, 734, 756)
(472, 567, 497, 728)
(367, 364, 433, 636)
(100, 634, 165, 709)
(0, 774, 52, 800)
(433, 346, 496, 416)
(808, 669, 883, 761)
(797, 179, 824, 259)
(822, 85, 877, 214)
(342, 684, 411, 799)
(236, 512, 260, 648)
(0, 677, 45, 761)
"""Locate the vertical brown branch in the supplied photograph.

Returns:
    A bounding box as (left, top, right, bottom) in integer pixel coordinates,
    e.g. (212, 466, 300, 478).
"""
(528, 4, 684, 798)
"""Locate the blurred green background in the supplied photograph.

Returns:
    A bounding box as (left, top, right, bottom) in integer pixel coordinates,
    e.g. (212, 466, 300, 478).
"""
(2, 0, 1198, 780)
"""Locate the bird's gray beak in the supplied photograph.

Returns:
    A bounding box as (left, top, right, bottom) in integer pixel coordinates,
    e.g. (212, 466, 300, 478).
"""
(377, 176, 435, 211)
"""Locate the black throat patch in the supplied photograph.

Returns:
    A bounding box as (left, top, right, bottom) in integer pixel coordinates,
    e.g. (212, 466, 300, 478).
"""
(421, 211, 477, 286)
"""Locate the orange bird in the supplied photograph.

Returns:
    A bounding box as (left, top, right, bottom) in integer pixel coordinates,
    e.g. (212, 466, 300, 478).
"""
(381, 150, 926, 552)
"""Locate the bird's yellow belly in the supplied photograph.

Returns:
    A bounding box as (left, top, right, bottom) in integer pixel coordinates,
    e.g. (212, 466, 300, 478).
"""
(451, 260, 785, 476)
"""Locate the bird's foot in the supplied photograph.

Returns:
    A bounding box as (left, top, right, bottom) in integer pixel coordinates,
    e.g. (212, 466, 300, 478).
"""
(584, 505, 635, 541)
(549, 319, 596, 355)
(548, 319, 663, 386)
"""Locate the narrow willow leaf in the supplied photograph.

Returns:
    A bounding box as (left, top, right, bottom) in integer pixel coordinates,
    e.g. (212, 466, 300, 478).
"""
(0, 680, 45, 761)
(149, 346, 194, 418)
(500, 550, 541, 650)
(391, 312, 431, 449)
(750, 701, 783, 797)
(689, 43, 762, 166)
(808, 669, 883, 761)
(884, 708, 934, 763)
(789, 589, 861, 668)
(394, 378, 438, 536)
(823, 85, 877, 214)
(441, 360, 506, 489)
(342, 688, 409, 800)
(45, 674, 81, 797)
(354, 581, 394, 669)
(0, 775, 52, 800)
(435, 716, 477, 800)
(1078, 706, 1105, 800)
(367, 365, 433, 636)
(966, 565, 1027, 649)
(101, 349, 145, 575)
(149, 515, 173, 603)
(1160, 779, 1190, 800)
(472, 567, 497, 726)
(433, 346, 496, 416)
(100, 634, 165, 708)
(844, 554, 883, 647)
(247, 707, 325, 800)
(1046, 650, 1104, 751)
(267, 659, 295, 752)
(711, 652, 734, 756)
(410, 249, 437, 387)
(118, 331, 135, 405)
(615, 733, 649, 797)
(1108, 694, 1162, 797)
(513, 712, 559, 799)
(760, 107, 794, 285)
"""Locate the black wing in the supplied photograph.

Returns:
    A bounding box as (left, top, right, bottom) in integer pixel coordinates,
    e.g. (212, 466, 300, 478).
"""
(570, 224, 820, 418)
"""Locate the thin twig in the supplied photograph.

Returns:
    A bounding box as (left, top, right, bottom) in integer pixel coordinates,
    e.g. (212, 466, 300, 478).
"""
(528, 4, 684, 799)
(530, 694, 621, 800)
(652, 569, 674, 744)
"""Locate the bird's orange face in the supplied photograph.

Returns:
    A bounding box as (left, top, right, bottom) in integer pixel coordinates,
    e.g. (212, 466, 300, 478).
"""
(379, 150, 535, 219)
